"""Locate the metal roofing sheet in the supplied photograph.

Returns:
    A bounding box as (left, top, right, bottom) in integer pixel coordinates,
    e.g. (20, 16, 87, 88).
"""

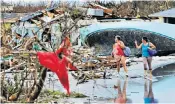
(1, 13, 29, 19)
(20, 12, 43, 22)
(19, 7, 57, 22)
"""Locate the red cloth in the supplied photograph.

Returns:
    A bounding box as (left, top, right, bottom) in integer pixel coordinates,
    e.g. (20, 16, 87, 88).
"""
(55, 47, 77, 71)
(37, 52, 58, 72)
(55, 37, 76, 70)
(37, 37, 77, 95)
(55, 36, 72, 56)
(37, 51, 70, 94)
(55, 47, 72, 57)
(113, 43, 124, 56)
(37, 50, 77, 95)
(37, 52, 70, 95)
(68, 63, 78, 70)
(55, 57, 70, 94)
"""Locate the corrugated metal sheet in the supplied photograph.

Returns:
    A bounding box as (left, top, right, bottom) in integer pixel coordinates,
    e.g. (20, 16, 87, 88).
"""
(45, 7, 57, 12)
(1, 13, 29, 22)
(19, 7, 58, 22)
(87, 8, 103, 16)
(89, 3, 113, 15)
(20, 12, 43, 22)
(149, 8, 175, 18)
(11, 23, 43, 38)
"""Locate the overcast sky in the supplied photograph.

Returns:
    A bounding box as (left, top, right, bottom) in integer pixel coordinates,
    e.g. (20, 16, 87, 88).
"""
(3, 0, 175, 4)
(3, 0, 126, 4)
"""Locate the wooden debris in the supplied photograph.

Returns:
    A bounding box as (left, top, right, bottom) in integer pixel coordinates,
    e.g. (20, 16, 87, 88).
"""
(5, 62, 26, 72)
(0, 47, 11, 57)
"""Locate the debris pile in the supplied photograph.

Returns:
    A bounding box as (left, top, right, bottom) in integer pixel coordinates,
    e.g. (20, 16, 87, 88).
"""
(71, 46, 132, 84)
(0, 6, 89, 102)
(1, 4, 131, 103)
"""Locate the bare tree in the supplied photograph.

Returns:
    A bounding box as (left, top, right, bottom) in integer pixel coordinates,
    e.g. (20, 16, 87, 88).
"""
(1, 1, 89, 103)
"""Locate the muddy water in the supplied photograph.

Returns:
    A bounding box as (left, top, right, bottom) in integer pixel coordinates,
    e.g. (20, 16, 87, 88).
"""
(45, 63, 175, 103)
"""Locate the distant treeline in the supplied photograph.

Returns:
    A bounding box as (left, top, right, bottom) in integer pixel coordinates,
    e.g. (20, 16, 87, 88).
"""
(1, 0, 175, 17)
(1, 0, 59, 13)
(95, 1, 175, 17)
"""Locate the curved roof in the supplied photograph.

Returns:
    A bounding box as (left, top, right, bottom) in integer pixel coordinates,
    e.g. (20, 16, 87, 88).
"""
(80, 21, 175, 44)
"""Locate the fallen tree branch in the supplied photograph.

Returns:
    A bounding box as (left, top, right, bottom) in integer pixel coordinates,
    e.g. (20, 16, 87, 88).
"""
(5, 62, 26, 72)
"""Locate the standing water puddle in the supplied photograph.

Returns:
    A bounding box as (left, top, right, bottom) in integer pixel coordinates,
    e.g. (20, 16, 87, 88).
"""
(44, 63, 175, 103)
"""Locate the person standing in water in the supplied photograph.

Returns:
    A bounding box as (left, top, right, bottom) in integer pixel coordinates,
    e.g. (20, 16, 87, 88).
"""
(112, 35, 128, 77)
(135, 37, 156, 77)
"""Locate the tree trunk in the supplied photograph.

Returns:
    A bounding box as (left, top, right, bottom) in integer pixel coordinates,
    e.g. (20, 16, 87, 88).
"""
(28, 67, 47, 102)
(165, 1, 169, 9)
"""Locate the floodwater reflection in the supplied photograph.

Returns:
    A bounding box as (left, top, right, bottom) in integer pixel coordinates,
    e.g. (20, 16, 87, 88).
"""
(144, 79, 158, 103)
(114, 78, 132, 103)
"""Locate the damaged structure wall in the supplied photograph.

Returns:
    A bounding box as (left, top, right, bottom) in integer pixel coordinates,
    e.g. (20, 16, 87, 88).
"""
(9, 7, 73, 51)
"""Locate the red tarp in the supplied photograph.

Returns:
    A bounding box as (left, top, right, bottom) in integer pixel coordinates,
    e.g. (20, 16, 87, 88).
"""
(37, 37, 77, 95)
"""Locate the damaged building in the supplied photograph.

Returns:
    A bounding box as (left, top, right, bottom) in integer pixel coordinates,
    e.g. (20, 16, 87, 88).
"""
(10, 7, 68, 51)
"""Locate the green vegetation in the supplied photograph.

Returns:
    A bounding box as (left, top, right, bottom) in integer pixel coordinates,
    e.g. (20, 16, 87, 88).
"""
(37, 89, 87, 103)
(41, 89, 87, 98)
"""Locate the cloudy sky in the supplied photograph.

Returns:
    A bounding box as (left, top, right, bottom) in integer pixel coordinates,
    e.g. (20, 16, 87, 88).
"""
(3, 0, 127, 4)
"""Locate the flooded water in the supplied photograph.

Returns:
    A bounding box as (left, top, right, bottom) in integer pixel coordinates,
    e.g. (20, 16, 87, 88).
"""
(45, 63, 175, 103)
(4, 60, 174, 103)
(59, 76, 175, 103)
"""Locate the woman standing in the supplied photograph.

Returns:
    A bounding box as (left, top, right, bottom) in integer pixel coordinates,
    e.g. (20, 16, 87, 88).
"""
(112, 35, 128, 77)
(135, 37, 156, 77)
